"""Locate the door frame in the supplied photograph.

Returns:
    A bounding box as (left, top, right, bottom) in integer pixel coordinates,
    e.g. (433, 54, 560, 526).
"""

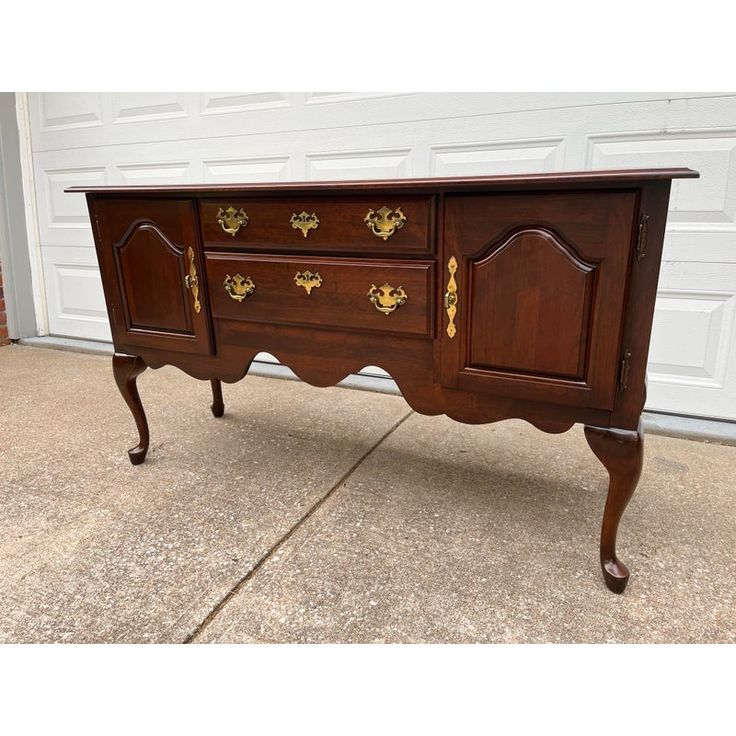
(14, 92, 48, 336)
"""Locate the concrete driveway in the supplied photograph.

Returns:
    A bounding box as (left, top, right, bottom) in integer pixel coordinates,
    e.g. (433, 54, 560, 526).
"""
(1, 344, 734, 643)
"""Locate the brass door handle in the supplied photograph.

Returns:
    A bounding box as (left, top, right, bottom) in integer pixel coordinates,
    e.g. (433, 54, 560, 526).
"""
(445, 256, 458, 338)
(364, 206, 406, 240)
(217, 206, 249, 236)
(224, 274, 255, 301)
(367, 283, 408, 315)
(184, 247, 201, 314)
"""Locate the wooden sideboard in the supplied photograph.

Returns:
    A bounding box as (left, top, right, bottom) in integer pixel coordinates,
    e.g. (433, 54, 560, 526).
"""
(68, 168, 698, 593)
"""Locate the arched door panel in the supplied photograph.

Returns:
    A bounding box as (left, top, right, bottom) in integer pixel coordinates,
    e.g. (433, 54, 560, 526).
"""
(440, 191, 637, 409)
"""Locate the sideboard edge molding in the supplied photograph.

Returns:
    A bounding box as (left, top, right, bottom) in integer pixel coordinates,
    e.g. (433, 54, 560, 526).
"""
(65, 167, 699, 195)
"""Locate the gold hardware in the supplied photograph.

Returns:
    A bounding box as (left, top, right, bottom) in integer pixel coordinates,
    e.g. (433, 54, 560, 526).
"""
(636, 211, 649, 260)
(223, 273, 255, 302)
(294, 270, 322, 295)
(367, 283, 408, 315)
(290, 211, 320, 238)
(184, 246, 201, 314)
(619, 349, 632, 391)
(364, 206, 406, 240)
(445, 256, 458, 338)
(216, 206, 249, 236)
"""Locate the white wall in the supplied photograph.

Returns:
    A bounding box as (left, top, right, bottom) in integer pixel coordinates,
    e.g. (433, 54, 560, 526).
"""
(23, 92, 736, 419)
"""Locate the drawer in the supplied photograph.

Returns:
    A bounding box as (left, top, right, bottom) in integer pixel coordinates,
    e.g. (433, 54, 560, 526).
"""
(205, 253, 433, 337)
(198, 196, 434, 256)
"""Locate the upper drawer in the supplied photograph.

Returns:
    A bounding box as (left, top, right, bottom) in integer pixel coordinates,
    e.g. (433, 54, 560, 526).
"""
(205, 253, 433, 337)
(198, 195, 435, 256)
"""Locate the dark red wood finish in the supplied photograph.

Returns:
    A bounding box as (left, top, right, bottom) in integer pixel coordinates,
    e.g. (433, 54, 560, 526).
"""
(72, 169, 698, 594)
(199, 195, 435, 257)
(210, 378, 224, 418)
(585, 421, 644, 593)
(111, 353, 149, 465)
(205, 253, 434, 337)
(440, 191, 637, 409)
(91, 198, 212, 355)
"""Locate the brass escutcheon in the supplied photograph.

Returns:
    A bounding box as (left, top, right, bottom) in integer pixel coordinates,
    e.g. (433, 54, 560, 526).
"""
(445, 255, 458, 338)
(367, 283, 408, 315)
(223, 273, 255, 302)
(217, 206, 249, 236)
(294, 270, 322, 295)
(364, 206, 406, 240)
(184, 247, 201, 314)
(290, 211, 320, 238)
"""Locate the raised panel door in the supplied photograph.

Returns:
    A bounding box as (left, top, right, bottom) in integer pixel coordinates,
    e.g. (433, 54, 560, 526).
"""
(90, 198, 212, 355)
(439, 191, 638, 409)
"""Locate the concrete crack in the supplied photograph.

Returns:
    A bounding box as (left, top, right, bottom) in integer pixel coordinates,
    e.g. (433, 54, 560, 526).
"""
(183, 409, 413, 643)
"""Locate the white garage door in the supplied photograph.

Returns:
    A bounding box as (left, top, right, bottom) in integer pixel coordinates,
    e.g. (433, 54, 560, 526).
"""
(24, 92, 736, 420)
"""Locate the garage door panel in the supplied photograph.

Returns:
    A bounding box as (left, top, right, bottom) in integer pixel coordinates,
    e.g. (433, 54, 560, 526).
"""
(35, 165, 104, 247)
(306, 148, 412, 180)
(202, 156, 293, 184)
(663, 228, 736, 263)
(41, 246, 112, 341)
(586, 131, 736, 224)
(200, 92, 292, 115)
(33, 92, 104, 133)
(650, 291, 734, 383)
(116, 161, 191, 185)
(430, 137, 566, 176)
(110, 93, 191, 124)
(648, 262, 736, 418)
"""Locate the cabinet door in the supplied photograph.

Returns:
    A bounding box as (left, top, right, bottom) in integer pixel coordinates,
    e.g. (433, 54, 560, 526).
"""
(91, 198, 212, 355)
(439, 191, 637, 409)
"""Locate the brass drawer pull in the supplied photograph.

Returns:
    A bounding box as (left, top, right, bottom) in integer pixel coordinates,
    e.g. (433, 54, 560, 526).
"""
(217, 206, 249, 236)
(364, 206, 406, 240)
(294, 270, 322, 295)
(184, 247, 201, 314)
(445, 256, 458, 338)
(224, 274, 255, 301)
(367, 283, 408, 315)
(290, 211, 319, 238)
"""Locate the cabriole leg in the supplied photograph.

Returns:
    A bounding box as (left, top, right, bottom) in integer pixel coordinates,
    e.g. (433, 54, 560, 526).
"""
(210, 379, 224, 418)
(584, 420, 644, 594)
(112, 352, 149, 465)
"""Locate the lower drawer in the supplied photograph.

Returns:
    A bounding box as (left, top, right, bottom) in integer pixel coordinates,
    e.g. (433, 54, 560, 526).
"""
(205, 253, 433, 337)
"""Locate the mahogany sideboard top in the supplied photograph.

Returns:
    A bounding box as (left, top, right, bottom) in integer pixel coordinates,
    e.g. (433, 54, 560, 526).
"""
(69, 167, 698, 593)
